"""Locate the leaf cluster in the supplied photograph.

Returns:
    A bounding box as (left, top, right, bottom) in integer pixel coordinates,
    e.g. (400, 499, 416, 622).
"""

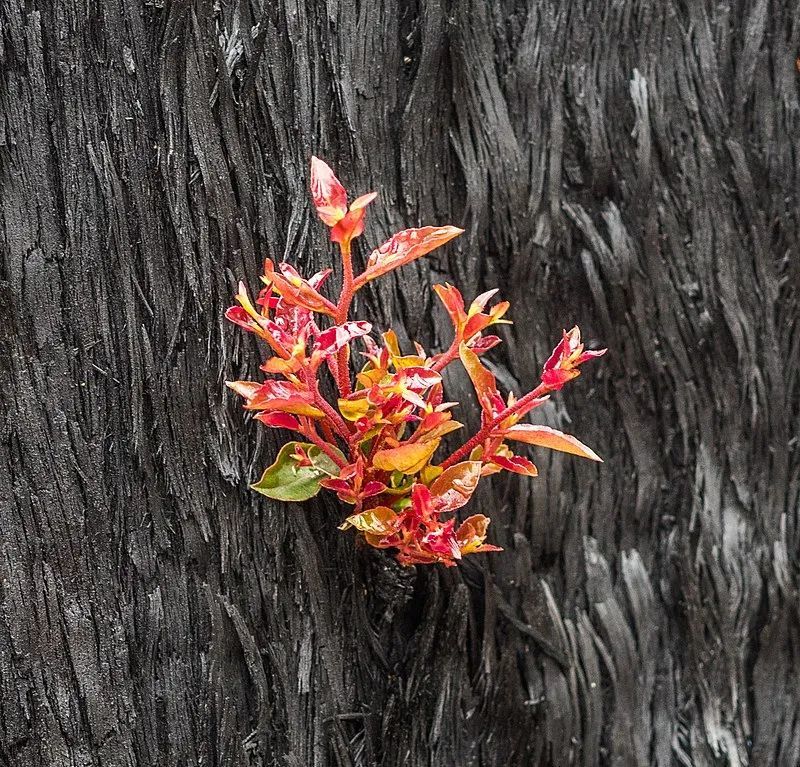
(227, 159, 605, 566)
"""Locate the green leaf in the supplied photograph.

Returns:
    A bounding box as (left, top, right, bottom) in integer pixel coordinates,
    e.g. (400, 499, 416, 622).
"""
(251, 442, 344, 502)
(307, 445, 345, 476)
(391, 496, 413, 511)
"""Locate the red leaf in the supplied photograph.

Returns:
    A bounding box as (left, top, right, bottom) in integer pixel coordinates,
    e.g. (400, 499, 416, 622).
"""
(356, 226, 463, 287)
(262, 260, 337, 316)
(361, 481, 388, 497)
(310, 158, 376, 242)
(541, 367, 579, 390)
(254, 412, 301, 431)
(489, 453, 538, 476)
(433, 283, 466, 329)
(420, 518, 461, 562)
(542, 326, 606, 390)
(237, 379, 324, 418)
(331, 209, 366, 244)
(468, 335, 502, 354)
(314, 321, 372, 355)
(310, 156, 348, 226)
(434, 283, 510, 343)
(463, 293, 511, 340)
(225, 305, 255, 332)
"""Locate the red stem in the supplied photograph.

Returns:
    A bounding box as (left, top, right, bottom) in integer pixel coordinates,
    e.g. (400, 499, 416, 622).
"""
(430, 338, 460, 373)
(320, 420, 337, 445)
(313, 386, 352, 443)
(334, 240, 355, 397)
(300, 367, 352, 444)
(303, 422, 348, 469)
(366, 424, 390, 462)
(440, 383, 549, 469)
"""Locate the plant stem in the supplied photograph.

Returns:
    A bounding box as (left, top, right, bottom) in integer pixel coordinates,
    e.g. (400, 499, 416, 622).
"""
(301, 368, 352, 444)
(440, 383, 549, 469)
(303, 422, 348, 469)
(431, 338, 460, 372)
(320, 420, 337, 445)
(334, 240, 355, 397)
(313, 386, 352, 443)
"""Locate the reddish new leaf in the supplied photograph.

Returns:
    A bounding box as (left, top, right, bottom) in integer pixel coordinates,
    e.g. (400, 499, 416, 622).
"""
(228, 379, 324, 419)
(433, 283, 467, 329)
(310, 156, 348, 226)
(542, 326, 606, 390)
(420, 519, 461, 563)
(356, 226, 463, 287)
(314, 321, 372, 355)
(489, 453, 538, 476)
(310, 157, 377, 243)
(262, 259, 338, 316)
(254, 412, 301, 431)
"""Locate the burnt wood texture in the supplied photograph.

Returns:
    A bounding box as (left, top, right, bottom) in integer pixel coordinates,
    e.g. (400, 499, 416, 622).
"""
(1, 1, 798, 765)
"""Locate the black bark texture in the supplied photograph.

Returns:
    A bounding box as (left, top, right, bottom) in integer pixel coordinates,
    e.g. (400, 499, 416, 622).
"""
(1, 1, 798, 765)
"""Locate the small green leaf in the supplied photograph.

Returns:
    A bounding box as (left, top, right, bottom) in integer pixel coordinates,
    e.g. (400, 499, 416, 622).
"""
(392, 496, 413, 512)
(307, 445, 345, 476)
(251, 442, 343, 502)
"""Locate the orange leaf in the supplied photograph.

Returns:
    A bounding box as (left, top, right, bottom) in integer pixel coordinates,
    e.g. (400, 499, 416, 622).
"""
(236, 379, 324, 418)
(226, 380, 262, 401)
(456, 514, 503, 556)
(349, 192, 377, 211)
(503, 424, 602, 462)
(458, 343, 498, 413)
(429, 461, 482, 512)
(262, 259, 337, 316)
(414, 412, 463, 442)
(373, 440, 440, 474)
(433, 283, 466, 330)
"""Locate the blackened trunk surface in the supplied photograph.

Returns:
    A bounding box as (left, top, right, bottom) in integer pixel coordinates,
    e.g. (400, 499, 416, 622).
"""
(1, 1, 798, 765)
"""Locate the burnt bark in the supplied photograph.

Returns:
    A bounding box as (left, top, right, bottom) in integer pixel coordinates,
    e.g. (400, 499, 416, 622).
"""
(1, 1, 798, 765)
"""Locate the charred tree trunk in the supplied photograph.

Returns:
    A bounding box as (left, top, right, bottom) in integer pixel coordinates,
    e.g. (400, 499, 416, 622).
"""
(1, 1, 798, 765)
